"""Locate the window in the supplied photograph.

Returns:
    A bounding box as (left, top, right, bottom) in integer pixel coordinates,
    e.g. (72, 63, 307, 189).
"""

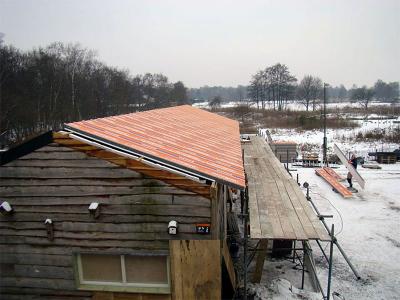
(76, 254, 170, 293)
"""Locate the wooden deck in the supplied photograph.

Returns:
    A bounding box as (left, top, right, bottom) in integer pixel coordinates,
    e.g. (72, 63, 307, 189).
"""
(242, 136, 329, 241)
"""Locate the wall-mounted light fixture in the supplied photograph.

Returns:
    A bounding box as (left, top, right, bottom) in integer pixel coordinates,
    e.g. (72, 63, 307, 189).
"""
(0, 201, 13, 215)
(168, 220, 178, 235)
(44, 219, 54, 241)
(88, 202, 100, 219)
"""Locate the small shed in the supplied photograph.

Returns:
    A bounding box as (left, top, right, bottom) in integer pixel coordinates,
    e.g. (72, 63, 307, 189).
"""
(269, 141, 298, 163)
(376, 152, 397, 164)
(0, 105, 245, 300)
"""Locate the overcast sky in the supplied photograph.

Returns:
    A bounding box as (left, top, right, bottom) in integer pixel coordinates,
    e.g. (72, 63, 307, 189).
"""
(1, 0, 399, 88)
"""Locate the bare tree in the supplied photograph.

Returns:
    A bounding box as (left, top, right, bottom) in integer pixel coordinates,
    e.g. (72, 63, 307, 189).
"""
(351, 86, 374, 112)
(0, 41, 189, 146)
(248, 63, 297, 111)
(209, 96, 222, 110)
(297, 75, 313, 111)
(297, 76, 323, 111)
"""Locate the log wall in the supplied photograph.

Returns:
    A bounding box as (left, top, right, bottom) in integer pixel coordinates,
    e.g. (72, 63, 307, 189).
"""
(0, 143, 212, 299)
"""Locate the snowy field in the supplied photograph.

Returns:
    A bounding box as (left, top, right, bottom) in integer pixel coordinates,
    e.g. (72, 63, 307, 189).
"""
(263, 116, 400, 160)
(248, 120, 400, 299)
(193, 100, 397, 111)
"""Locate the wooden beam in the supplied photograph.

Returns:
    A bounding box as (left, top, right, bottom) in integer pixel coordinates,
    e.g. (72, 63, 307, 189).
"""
(53, 132, 211, 199)
(222, 240, 236, 289)
(210, 182, 219, 240)
(251, 239, 268, 283)
(169, 240, 221, 300)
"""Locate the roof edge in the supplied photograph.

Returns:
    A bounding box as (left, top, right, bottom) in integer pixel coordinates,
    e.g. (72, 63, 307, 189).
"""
(63, 125, 245, 190)
(0, 131, 53, 166)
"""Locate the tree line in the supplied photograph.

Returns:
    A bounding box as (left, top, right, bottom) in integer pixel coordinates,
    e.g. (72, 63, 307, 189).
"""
(0, 42, 189, 146)
(248, 63, 399, 111)
(191, 66, 399, 111)
(189, 85, 248, 102)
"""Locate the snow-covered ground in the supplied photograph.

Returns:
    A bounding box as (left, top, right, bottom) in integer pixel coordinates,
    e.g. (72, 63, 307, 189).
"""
(262, 116, 400, 160)
(295, 163, 400, 299)
(193, 100, 397, 111)
(250, 120, 400, 299)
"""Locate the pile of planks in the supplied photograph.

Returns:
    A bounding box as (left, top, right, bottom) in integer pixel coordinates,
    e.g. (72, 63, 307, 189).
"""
(315, 167, 352, 198)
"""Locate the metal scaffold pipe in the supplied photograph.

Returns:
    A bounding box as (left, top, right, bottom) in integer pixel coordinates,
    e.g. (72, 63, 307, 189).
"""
(305, 185, 361, 280)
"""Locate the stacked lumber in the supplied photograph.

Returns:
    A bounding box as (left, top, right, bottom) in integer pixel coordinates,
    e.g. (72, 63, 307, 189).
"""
(315, 167, 352, 198)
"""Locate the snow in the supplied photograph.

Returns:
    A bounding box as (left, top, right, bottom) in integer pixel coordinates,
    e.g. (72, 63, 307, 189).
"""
(261, 116, 400, 160)
(192, 100, 398, 111)
(249, 279, 322, 300)
(250, 120, 400, 299)
(295, 164, 400, 299)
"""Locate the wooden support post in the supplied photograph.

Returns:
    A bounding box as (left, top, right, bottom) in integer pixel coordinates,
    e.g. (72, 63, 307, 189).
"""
(210, 182, 220, 240)
(251, 239, 269, 283)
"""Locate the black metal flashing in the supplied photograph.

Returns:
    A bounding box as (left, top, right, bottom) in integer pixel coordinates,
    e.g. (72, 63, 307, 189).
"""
(0, 131, 53, 166)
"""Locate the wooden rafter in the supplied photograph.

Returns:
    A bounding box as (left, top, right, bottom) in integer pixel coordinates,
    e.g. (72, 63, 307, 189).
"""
(53, 132, 211, 199)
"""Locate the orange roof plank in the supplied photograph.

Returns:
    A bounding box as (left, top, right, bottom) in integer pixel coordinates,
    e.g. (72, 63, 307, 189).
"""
(65, 105, 245, 188)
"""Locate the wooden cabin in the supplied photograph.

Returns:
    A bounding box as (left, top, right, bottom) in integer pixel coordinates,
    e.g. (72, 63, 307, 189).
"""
(269, 141, 298, 163)
(0, 106, 245, 300)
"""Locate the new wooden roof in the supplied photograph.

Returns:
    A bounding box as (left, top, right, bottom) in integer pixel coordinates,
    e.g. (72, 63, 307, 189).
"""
(243, 136, 329, 241)
(65, 105, 245, 189)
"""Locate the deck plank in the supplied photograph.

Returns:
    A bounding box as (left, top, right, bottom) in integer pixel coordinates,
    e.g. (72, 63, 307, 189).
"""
(242, 136, 329, 241)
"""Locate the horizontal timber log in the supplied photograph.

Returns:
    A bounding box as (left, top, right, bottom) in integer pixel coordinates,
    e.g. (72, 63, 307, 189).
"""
(12, 264, 74, 280)
(0, 221, 199, 233)
(0, 229, 210, 240)
(0, 236, 170, 249)
(0, 194, 210, 206)
(4, 159, 133, 168)
(0, 294, 91, 300)
(0, 178, 171, 187)
(0, 194, 174, 205)
(0, 166, 144, 179)
(1, 204, 210, 216)
(0, 213, 210, 224)
(0, 253, 72, 266)
(0, 277, 76, 290)
(0, 185, 196, 197)
(18, 151, 93, 160)
(0, 244, 169, 255)
(0, 287, 91, 298)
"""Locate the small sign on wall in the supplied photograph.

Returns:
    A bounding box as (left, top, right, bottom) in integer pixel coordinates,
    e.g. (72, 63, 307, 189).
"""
(196, 223, 211, 234)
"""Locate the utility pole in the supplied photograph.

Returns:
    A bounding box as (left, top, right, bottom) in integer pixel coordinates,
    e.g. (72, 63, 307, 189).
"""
(323, 83, 328, 166)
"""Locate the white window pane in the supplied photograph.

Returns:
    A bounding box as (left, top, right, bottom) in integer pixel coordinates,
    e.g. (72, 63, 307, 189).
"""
(81, 254, 122, 282)
(125, 255, 168, 284)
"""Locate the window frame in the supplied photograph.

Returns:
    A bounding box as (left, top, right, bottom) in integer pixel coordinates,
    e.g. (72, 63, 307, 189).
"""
(75, 253, 171, 294)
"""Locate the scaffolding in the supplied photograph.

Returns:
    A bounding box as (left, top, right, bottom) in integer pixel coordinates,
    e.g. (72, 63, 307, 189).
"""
(240, 136, 360, 300)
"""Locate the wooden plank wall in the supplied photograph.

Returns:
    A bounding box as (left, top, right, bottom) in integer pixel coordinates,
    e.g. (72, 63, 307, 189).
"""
(0, 143, 212, 299)
(169, 240, 221, 300)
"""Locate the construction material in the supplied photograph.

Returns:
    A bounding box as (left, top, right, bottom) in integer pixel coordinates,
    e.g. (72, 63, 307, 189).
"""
(334, 144, 365, 189)
(362, 163, 381, 169)
(302, 153, 320, 168)
(315, 168, 352, 198)
(322, 167, 343, 181)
